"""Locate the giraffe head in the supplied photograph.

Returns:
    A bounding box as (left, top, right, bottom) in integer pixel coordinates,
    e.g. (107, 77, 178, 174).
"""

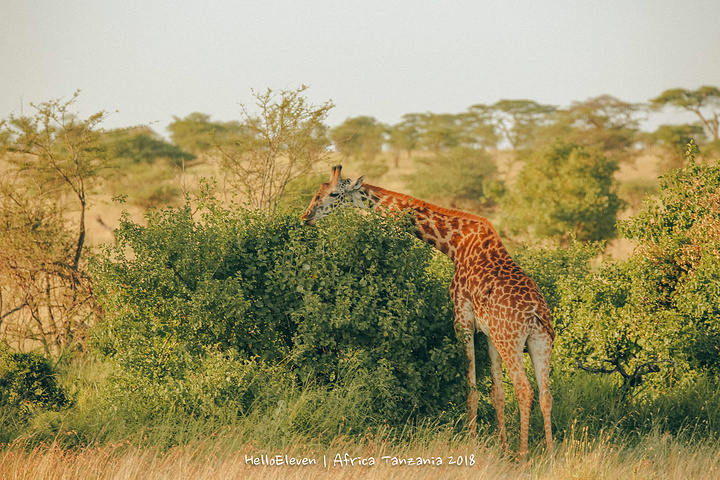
(300, 165, 365, 225)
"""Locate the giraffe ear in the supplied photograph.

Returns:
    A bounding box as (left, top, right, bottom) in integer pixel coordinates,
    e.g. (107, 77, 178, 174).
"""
(351, 176, 365, 190)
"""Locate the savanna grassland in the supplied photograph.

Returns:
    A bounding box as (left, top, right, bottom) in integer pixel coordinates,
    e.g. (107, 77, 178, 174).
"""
(2, 88, 720, 479)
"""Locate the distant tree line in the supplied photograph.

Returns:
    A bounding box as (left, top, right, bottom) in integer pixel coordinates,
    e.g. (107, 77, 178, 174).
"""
(163, 86, 719, 167)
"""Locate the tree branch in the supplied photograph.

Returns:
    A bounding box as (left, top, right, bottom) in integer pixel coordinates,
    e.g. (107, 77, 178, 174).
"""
(576, 356, 676, 394)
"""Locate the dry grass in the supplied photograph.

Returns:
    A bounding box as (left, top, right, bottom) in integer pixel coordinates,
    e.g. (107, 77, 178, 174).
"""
(2, 430, 719, 480)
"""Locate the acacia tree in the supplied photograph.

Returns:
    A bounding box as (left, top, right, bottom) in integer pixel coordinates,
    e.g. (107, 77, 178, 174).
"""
(461, 104, 499, 149)
(216, 86, 333, 215)
(387, 114, 421, 167)
(168, 112, 245, 155)
(650, 124, 706, 167)
(417, 113, 462, 153)
(650, 86, 720, 141)
(561, 95, 642, 151)
(329, 115, 386, 163)
(105, 126, 195, 166)
(405, 147, 498, 210)
(0, 93, 106, 353)
(491, 99, 556, 150)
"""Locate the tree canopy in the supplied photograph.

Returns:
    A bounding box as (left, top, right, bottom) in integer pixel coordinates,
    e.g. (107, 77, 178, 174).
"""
(105, 127, 195, 166)
(502, 141, 623, 244)
(650, 86, 720, 141)
(329, 115, 386, 162)
(167, 112, 245, 154)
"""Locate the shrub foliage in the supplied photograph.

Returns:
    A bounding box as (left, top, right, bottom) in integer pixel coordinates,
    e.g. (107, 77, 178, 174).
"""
(503, 141, 623, 244)
(92, 195, 467, 426)
(0, 344, 69, 411)
(516, 144, 720, 400)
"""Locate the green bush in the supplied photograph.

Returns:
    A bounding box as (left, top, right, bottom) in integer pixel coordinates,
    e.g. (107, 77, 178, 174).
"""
(514, 240, 689, 393)
(513, 240, 602, 321)
(511, 145, 720, 436)
(92, 195, 468, 426)
(502, 141, 623, 244)
(93, 198, 296, 371)
(284, 209, 467, 420)
(620, 143, 720, 374)
(0, 344, 69, 411)
(0, 344, 70, 443)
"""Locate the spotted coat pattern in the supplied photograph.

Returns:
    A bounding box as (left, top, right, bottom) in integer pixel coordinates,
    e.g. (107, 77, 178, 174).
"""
(301, 166, 554, 459)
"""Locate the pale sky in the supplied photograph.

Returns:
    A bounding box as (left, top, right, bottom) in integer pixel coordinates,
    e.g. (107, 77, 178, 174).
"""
(2, 1, 719, 136)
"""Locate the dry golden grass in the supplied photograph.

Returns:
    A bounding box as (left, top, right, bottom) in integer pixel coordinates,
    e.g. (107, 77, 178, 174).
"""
(2, 431, 719, 480)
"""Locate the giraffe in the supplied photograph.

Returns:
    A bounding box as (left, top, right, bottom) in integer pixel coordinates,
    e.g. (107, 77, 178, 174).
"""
(300, 165, 554, 459)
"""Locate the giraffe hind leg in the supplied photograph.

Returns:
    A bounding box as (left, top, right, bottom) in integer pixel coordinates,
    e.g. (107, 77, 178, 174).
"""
(497, 341, 534, 461)
(527, 332, 554, 455)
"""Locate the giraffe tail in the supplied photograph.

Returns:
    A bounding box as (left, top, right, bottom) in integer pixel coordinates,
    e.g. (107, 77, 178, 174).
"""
(534, 305, 555, 341)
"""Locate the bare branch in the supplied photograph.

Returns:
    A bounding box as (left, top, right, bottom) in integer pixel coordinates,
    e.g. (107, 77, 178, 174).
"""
(216, 86, 333, 215)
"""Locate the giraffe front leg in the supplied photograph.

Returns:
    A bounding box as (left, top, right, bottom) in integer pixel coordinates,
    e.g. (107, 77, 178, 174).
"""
(458, 326, 477, 439)
(488, 339, 507, 452)
(466, 336, 478, 439)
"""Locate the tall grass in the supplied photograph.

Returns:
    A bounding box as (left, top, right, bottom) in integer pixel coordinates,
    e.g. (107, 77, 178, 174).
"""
(2, 424, 719, 479)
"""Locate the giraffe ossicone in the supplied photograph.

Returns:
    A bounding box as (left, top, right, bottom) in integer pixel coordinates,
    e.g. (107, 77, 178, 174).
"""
(301, 165, 554, 459)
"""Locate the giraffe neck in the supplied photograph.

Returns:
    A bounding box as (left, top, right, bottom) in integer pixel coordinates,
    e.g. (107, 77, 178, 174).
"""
(359, 184, 501, 261)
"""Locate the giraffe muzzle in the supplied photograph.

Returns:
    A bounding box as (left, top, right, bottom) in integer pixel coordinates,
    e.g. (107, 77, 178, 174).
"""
(299, 213, 316, 226)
